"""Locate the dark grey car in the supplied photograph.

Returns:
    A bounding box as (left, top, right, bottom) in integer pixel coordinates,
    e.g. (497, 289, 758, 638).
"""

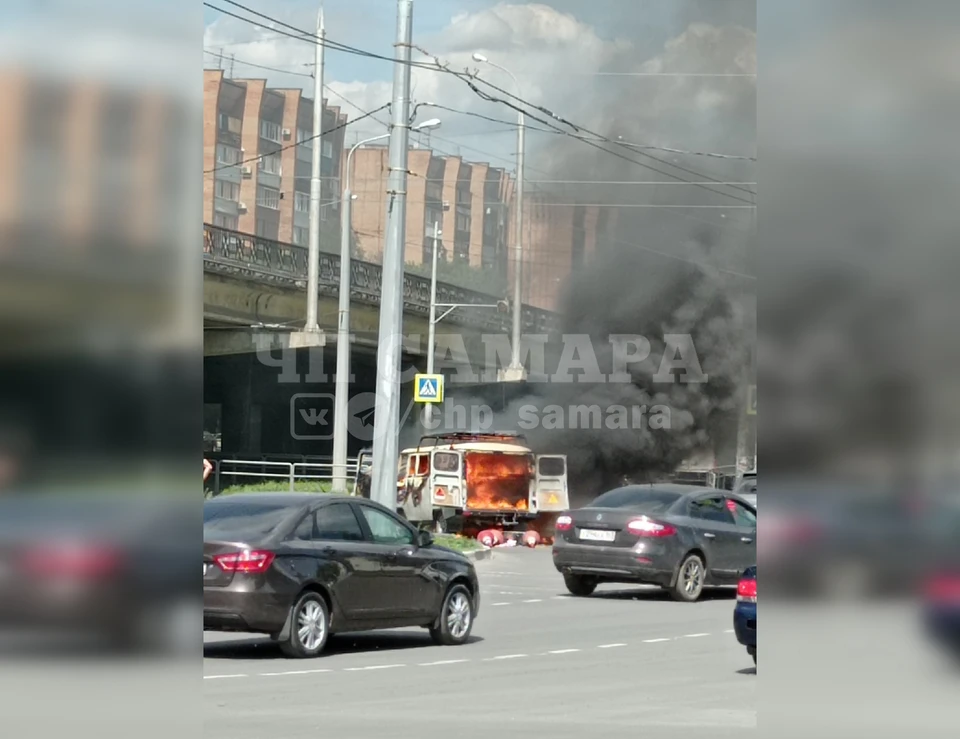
(203, 494, 480, 657)
(552, 484, 757, 602)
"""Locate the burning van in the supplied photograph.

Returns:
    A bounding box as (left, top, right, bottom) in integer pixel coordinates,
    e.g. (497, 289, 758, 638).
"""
(354, 432, 568, 534)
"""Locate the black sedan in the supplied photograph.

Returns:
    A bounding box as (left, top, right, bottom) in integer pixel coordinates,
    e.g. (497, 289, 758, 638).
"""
(203, 494, 480, 658)
(552, 484, 757, 602)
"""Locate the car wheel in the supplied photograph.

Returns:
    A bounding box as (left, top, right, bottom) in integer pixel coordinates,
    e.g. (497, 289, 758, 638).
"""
(279, 592, 330, 658)
(563, 574, 598, 597)
(672, 553, 705, 602)
(429, 584, 475, 646)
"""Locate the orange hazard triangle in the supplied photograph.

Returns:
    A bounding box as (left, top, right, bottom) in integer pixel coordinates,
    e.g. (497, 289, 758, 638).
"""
(548, 494, 559, 505)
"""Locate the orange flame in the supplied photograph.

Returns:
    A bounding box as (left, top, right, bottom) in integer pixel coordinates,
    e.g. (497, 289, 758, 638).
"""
(465, 453, 531, 512)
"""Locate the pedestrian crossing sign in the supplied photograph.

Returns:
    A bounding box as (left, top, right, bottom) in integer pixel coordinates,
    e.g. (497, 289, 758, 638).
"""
(414, 374, 444, 403)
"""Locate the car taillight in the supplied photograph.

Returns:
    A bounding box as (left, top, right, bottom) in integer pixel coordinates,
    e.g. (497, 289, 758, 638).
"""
(737, 577, 757, 603)
(924, 574, 960, 602)
(21, 543, 121, 578)
(214, 550, 275, 574)
(555, 515, 573, 532)
(626, 517, 676, 537)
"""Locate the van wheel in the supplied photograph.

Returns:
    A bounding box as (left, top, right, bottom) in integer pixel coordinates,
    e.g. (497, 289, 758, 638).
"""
(672, 554, 705, 602)
(279, 592, 329, 658)
(563, 574, 598, 597)
(429, 584, 474, 646)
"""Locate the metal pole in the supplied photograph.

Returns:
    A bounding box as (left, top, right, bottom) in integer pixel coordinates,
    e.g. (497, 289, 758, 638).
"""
(425, 219, 440, 428)
(508, 110, 525, 375)
(332, 133, 391, 491)
(369, 0, 414, 509)
(331, 183, 352, 492)
(305, 8, 325, 332)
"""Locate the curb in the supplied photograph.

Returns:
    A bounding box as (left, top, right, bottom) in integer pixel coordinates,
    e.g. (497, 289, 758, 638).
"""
(465, 547, 493, 562)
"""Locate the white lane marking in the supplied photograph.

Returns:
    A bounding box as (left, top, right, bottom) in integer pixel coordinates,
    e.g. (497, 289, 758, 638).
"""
(492, 602, 511, 606)
(547, 649, 580, 655)
(523, 599, 542, 603)
(598, 643, 627, 649)
(419, 659, 470, 667)
(485, 654, 527, 661)
(683, 633, 710, 638)
(344, 664, 405, 672)
(203, 674, 247, 680)
(724, 629, 735, 633)
(259, 669, 331, 677)
(643, 638, 671, 643)
(551, 595, 568, 600)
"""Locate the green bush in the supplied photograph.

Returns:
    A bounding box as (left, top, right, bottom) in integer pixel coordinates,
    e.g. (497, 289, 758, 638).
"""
(432, 534, 482, 553)
(217, 481, 354, 496)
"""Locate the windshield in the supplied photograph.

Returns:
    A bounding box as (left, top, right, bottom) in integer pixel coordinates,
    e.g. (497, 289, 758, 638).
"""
(203, 500, 295, 540)
(538, 457, 565, 477)
(589, 487, 682, 513)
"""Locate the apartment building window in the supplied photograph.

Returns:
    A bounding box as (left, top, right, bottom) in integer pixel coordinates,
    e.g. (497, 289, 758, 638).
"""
(426, 182, 443, 201)
(216, 144, 242, 166)
(293, 226, 309, 245)
(322, 140, 334, 159)
(456, 213, 469, 232)
(218, 112, 241, 134)
(213, 212, 238, 230)
(296, 128, 313, 147)
(294, 191, 310, 213)
(256, 185, 280, 210)
(215, 179, 240, 201)
(258, 152, 281, 175)
(454, 241, 470, 263)
(255, 219, 269, 237)
(259, 120, 282, 143)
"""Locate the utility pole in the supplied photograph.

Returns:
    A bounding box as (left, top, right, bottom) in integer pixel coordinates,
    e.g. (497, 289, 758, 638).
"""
(424, 219, 441, 429)
(504, 113, 526, 380)
(473, 54, 526, 381)
(330, 149, 353, 493)
(369, 0, 414, 509)
(305, 7, 325, 334)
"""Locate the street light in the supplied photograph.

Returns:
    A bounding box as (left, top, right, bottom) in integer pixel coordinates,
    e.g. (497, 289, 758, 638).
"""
(472, 53, 526, 381)
(330, 117, 442, 493)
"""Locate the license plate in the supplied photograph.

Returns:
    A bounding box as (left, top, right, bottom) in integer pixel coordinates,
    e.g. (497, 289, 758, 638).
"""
(579, 529, 616, 542)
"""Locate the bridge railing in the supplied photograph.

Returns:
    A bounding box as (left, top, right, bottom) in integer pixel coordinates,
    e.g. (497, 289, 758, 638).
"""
(208, 457, 359, 497)
(203, 224, 560, 335)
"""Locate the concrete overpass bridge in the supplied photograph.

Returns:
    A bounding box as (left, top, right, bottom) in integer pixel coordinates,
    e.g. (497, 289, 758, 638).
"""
(203, 225, 560, 459)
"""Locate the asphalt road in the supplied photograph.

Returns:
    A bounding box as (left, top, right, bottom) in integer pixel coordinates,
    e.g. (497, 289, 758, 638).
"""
(204, 547, 756, 738)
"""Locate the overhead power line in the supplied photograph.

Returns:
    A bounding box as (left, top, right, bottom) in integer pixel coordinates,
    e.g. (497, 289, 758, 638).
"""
(203, 103, 390, 175)
(205, 2, 756, 204)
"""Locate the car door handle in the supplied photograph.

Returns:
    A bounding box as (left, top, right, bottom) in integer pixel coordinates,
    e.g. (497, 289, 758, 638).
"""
(321, 546, 335, 556)
(741, 536, 753, 543)
(703, 533, 716, 539)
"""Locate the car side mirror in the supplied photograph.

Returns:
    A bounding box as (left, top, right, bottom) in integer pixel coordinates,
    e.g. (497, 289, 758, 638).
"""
(418, 530, 433, 547)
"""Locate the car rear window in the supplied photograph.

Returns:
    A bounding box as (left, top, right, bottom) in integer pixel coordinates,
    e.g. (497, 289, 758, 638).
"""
(589, 487, 681, 512)
(203, 501, 295, 540)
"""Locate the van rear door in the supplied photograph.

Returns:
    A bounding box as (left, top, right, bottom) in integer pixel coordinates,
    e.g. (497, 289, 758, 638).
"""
(430, 450, 464, 508)
(535, 455, 569, 512)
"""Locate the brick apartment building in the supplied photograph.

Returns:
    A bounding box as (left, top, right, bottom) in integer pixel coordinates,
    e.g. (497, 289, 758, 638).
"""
(0, 70, 186, 249)
(346, 145, 513, 279)
(346, 144, 615, 311)
(203, 70, 347, 250)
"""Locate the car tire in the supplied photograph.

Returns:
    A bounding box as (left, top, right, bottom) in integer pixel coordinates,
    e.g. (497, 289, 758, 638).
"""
(563, 574, 598, 597)
(672, 553, 706, 602)
(279, 592, 330, 658)
(429, 584, 475, 646)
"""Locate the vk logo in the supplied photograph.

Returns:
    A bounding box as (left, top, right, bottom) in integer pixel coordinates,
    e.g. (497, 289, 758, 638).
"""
(299, 408, 330, 426)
